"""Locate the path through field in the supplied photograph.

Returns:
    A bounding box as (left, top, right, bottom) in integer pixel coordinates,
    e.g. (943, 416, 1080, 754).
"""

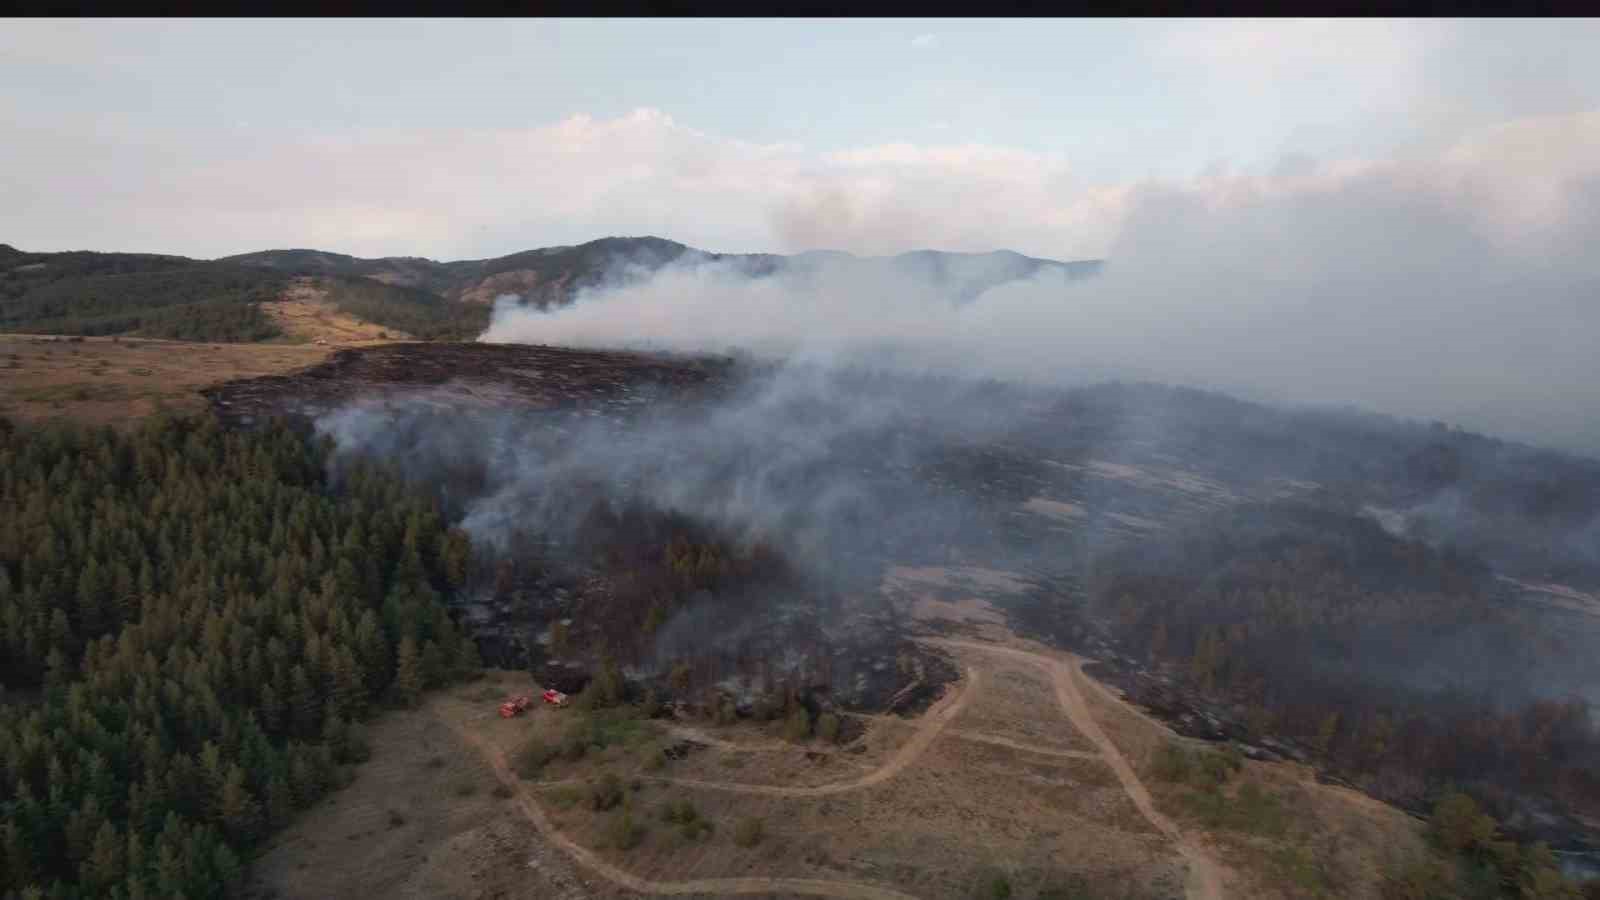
(453, 640, 1224, 900)
(451, 724, 922, 900)
(928, 638, 1225, 900)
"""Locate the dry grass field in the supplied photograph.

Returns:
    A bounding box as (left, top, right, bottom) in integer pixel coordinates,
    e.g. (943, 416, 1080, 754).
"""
(262, 277, 414, 344)
(246, 586, 1434, 900)
(0, 333, 332, 428)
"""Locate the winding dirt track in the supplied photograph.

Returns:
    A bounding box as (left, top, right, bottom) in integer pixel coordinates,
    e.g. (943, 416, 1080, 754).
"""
(927, 639, 1225, 900)
(659, 724, 870, 766)
(451, 643, 1222, 900)
(453, 723, 922, 900)
(946, 729, 1102, 761)
(644, 666, 976, 798)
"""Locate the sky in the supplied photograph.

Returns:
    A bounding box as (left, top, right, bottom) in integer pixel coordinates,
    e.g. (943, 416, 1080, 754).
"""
(5, 18, 1600, 452)
(3, 18, 1597, 261)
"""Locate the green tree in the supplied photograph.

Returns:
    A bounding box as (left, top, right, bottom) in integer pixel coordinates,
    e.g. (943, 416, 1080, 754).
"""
(817, 712, 841, 744)
(783, 706, 812, 743)
(395, 636, 422, 707)
(83, 821, 124, 893)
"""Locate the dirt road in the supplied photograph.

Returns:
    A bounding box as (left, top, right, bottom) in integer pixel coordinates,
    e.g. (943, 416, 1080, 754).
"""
(946, 729, 1102, 761)
(659, 724, 867, 764)
(645, 665, 976, 798)
(452, 720, 923, 900)
(928, 638, 1225, 900)
(453, 643, 1223, 900)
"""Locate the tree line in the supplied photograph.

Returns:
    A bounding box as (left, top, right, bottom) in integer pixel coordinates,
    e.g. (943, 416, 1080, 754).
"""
(1, 265, 286, 343)
(0, 413, 479, 898)
(318, 276, 490, 341)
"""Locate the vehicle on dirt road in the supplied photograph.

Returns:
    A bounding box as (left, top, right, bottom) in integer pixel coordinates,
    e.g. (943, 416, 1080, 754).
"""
(499, 695, 532, 718)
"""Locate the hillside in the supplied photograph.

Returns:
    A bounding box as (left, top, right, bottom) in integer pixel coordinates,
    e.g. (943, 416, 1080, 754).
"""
(222, 236, 1104, 310)
(3, 238, 1103, 344)
(202, 341, 1600, 897)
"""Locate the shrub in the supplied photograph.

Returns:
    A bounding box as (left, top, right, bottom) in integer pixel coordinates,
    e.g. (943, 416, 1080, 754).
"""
(1152, 742, 1239, 789)
(589, 772, 624, 811)
(387, 809, 406, 828)
(1429, 790, 1497, 856)
(1378, 852, 1456, 900)
(453, 781, 477, 797)
(345, 723, 372, 763)
(548, 785, 584, 810)
(817, 712, 841, 744)
(661, 799, 714, 841)
(515, 738, 560, 779)
(492, 785, 514, 799)
(733, 817, 764, 848)
(637, 689, 662, 719)
(583, 707, 653, 750)
(606, 812, 646, 850)
(642, 747, 667, 772)
(783, 707, 812, 743)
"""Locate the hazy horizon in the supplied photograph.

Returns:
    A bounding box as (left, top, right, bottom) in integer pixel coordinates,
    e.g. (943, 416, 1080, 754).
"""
(5, 18, 1600, 455)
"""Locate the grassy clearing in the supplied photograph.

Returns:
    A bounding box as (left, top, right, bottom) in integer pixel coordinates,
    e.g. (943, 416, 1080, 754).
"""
(1151, 741, 1344, 896)
(0, 334, 330, 428)
(1153, 742, 1291, 836)
(513, 705, 663, 781)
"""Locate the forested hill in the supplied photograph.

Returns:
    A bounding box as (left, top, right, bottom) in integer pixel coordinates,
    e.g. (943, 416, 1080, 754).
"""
(221, 236, 1104, 309)
(0, 249, 285, 342)
(2, 238, 1102, 344)
(0, 414, 480, 898)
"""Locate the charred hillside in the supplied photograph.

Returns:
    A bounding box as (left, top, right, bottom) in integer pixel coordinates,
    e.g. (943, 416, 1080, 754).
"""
(203, 341, 1600, 862)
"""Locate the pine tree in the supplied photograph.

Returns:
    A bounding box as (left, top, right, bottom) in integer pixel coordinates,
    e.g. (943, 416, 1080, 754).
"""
(395, 636, 421, 708)
(264, 776, 292, 830)
(331, 647, 366, 721)
(83, 821, 124, 893)
(217, 766, 259, 844)
(288, 664, 320, 738)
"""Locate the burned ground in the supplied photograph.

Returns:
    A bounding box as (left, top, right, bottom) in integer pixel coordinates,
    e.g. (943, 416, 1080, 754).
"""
(203, 340, 739, 429)
(203, 341, 1600, 878)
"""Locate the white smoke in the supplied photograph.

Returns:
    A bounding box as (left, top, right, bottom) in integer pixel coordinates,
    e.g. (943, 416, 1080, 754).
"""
(481, 110, 1600, 455)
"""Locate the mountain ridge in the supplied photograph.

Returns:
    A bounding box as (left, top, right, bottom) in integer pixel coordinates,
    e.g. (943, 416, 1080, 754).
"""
(218, 235, 1105, 307)
(3, 235, 1103, 312)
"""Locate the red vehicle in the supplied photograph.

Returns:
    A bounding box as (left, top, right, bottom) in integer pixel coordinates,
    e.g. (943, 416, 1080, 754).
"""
(542, 688, 569, 707)
(498, 695, 532, 718)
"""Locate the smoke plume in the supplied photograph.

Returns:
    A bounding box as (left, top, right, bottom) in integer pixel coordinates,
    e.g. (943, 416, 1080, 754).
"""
(482, 111, 1600, 456)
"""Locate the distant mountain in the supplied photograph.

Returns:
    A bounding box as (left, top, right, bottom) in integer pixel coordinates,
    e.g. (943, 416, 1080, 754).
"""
(221, 236, 1103, 309)
(2, 237, 1104, 342)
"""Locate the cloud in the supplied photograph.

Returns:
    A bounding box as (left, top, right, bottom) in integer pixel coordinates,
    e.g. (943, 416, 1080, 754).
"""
(910, 33, 938, 49)
(481, 108, 1600, 454)
(0, 106, 1126, 260)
